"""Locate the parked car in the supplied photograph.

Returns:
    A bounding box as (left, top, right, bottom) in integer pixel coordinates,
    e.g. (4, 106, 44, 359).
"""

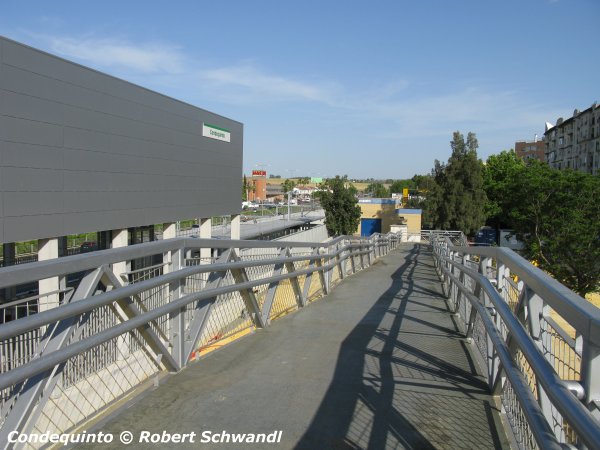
(242, 201, 259, 210)
(79, 241, 98, 253)
(474, 227, 497, 246)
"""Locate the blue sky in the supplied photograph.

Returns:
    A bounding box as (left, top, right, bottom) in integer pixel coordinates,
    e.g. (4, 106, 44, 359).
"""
(1, 0, 598, 179)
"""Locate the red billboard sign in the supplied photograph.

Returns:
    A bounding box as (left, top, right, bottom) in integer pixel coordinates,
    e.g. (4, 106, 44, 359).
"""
(252, 170, 267, 177)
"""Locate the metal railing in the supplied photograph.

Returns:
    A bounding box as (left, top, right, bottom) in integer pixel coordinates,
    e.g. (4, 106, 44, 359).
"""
(0, 232, 400, 449)
(430, 232, 600, 450)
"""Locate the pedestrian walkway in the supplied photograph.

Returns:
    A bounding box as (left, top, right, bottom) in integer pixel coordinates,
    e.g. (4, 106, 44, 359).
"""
(85, 244, 509, 449)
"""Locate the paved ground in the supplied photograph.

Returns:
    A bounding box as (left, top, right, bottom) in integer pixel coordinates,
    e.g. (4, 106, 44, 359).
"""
(83, 244, 509, 450)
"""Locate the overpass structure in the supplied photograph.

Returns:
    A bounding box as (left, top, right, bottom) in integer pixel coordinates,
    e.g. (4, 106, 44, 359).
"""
(0, 231, 599, 449)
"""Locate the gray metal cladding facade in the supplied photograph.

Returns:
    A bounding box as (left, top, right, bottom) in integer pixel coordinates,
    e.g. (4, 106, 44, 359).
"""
(0, 36, 243, 243)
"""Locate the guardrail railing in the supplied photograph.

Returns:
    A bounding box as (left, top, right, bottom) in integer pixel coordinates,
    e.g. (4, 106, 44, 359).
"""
(430, 232, 600, 450)
(0, 232, 400, 449)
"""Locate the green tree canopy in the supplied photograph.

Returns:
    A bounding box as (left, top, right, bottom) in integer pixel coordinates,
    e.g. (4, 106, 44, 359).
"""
(388, 179, 416, 195)
(424, 131, 487, 235)
(366, 182, 389, 198)
(500, 162, 600, 296)
(281, 179, 296, 194)
(482, 150, 526, 229)
(315, 175, 362, 236)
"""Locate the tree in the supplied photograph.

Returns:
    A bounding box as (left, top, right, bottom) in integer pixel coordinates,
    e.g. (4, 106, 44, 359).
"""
(415, 173, 440, 228)
(242, 175, 248, 201)
(425, 131, 487, 235)
(366, 182, 388, 198)
(388, 179, 415, 196)
(482, 150, 526, 230)
(281, 179, 296, 194)
(315, 175, 362, 236)
(505, 162, 600, 296)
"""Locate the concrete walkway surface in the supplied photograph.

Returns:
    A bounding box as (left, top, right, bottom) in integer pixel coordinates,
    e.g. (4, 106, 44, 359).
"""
(82, 244, 509, 450)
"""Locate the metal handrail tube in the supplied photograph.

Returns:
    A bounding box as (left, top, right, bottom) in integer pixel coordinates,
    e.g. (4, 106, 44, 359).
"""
(442, 268, 562, 449)
(441, 254, 600, 449)
(0, 243, 373, 341)
(0, 236, 367, 289)
(0, 245, 376, 391)
(447, 245, 600, 345)
(122, 261, 171, 276)
(0, 288, 74, 309)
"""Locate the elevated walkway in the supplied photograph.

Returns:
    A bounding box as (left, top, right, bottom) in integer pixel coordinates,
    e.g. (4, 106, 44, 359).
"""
(89, 244, 509, 449)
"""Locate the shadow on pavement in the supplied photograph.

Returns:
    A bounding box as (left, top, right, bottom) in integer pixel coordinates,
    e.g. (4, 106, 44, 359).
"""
(295, 245, 506, 449)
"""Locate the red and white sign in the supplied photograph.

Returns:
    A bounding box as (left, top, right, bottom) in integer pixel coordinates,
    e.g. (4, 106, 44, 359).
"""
(252, 170, 267, 177)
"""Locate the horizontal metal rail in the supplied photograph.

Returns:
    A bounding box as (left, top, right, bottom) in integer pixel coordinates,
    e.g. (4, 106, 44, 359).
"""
(0, 235, 362, 289)
(0, 243, 368, 341)
(448, 245, 600, 346)
(443, 268, 562, 449)
(0, 232, 400, 445)
(429, 232, 600, 450)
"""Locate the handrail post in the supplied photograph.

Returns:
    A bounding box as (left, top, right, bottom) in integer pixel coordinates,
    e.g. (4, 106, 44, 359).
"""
(348, 242, 356, 275)
(335, 241, 345, 281)
(167, 242, 186, 369)
(229, 250, 267, 329)
(359, 239, 366, 270)
(496, 260, 506, 300)
(526, 290, 557, 437)
(315, 246, 329, 295)
(581, 338, 600, 422)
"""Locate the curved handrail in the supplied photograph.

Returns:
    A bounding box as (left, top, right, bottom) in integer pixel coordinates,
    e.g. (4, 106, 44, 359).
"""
(429, 232, 600, 449)
(440, 253, 600, 449)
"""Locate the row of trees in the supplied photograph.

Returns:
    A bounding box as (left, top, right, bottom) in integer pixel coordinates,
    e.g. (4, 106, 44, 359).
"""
(264, 131, 598, 296)
(484, 151, 600, 296)
(416, 131, 599, 296)
(364, 178, 434, 199)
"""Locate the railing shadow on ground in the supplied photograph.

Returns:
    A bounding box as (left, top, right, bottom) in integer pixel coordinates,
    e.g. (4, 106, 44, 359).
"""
(295, 245, 507, 450)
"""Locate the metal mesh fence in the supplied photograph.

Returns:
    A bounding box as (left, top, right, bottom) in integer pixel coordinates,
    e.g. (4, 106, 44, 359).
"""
(0, 236, 389, 443)
(430, 235, 595, 449)
(540, 316, 580, 382)
(32, 330, 161, 446)
(500, 380, 538, 450)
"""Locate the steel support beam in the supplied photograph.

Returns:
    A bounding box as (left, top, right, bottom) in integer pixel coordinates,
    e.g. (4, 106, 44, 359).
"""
(0, 268, 104, 450)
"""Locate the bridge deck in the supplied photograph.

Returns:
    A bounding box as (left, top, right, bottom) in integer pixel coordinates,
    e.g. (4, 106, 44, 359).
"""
(89, 244, 509, 449)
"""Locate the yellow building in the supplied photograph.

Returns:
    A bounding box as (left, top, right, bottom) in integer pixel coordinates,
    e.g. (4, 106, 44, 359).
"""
(395, 208, 422, 236)
(357, 199, 422, 237)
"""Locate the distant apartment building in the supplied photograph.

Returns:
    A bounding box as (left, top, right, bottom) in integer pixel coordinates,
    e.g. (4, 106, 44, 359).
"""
(515, 138, 546, 162)
(544, 103, 600, 175)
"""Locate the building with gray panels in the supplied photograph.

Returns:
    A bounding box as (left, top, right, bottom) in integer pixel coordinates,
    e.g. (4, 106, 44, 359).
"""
(544, 103, 600, 175)
(0, 35, 243, 245)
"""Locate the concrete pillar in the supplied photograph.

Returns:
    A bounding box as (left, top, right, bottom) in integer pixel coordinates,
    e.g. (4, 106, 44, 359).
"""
(230, 214, 241, 255)
(163, 223, 177, 240)
(38, 238, 60, 312)
(199, 218, 212, 261)
(162, 223, 177, 275)
(230, 214, 241, 241)
(111, 229, 129, 283)
(2, 243, 16, 302)
(110, 229, 131, 360)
